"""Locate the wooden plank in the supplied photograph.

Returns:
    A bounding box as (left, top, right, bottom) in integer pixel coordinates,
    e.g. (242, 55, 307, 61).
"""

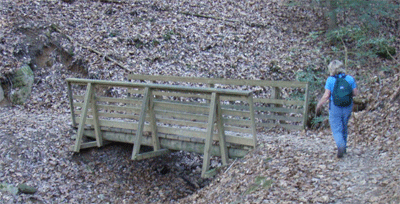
(258, 122, 303, 130)
(79, 111, 301, 135)
(90, 88, 103, 147)
(221, 109, 251, 117)
(128, 74, 308, 88)
(80, 141, 98, 149)
(96, 96, 143, 105)
(223, 118, 252, 127)
(154, 101, 209, 114)
(152, 90, 211, 100)
(127, 88, 145, 95)
(156, 118, 208, 129)
(83, 130, 250, 157)
(256, 114, 303, 122)
(134, 149, 170, 160)
(81, 119, 147, 131)
(132, 87, 151, 160)
(96, 104, 142, 113)
(247, 94, 257, 148)
(222, 104, 304, 114)
(73, 83, 93, 152)
(219, 95, 250, 103)
(148, 94, 160, 151)
(216, 94, 228, 165)
(253, 98, 304, 106)
(75, 110, 145, 120)
(202, 92, 218, 177)
(66, 78, 252, 97)
(156, 126, 205, 138)
(67, 82, 77, 127)
(73, 95, 84, 100)
(154, 110, 208, 122)
(223, 126, 252, 134)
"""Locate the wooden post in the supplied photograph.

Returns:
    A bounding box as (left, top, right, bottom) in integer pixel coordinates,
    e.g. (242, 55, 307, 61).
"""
(73, 83, 93, 152)
(247, 94, 257, 148)
(216, 94, 228, 165)
(67, 82, 76, 127)
(90, 84, 103, 147)
(148, 93, 160, 151)
(303, 83, 310, 129)
(202, 92, 218, 177)
(272, 87, 284, 125)
(132, 87, 151, 160)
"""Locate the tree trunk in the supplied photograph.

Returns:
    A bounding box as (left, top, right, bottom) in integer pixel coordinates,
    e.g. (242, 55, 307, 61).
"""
(327, 0, 338, 31)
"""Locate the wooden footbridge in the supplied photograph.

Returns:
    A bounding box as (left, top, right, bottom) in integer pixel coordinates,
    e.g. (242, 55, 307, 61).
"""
(67, 76, 309, 177)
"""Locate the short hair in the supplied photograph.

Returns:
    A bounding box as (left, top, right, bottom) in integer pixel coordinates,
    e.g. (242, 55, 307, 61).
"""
(328, 60, 345, 76)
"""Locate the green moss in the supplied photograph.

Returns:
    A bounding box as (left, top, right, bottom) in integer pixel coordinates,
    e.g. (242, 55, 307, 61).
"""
(0, 183, 18, 195)
(10, 64, 34, 105)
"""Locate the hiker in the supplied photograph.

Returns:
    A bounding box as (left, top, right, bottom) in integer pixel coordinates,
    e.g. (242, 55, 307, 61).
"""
(316, 60, 358, 158)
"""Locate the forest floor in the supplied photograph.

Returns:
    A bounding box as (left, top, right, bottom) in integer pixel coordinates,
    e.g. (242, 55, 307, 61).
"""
(0, 106, 399, 203)
(0, 0, 399, 203)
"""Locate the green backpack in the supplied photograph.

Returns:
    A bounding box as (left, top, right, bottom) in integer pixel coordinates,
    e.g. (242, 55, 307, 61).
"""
(332, 74, 353, 107)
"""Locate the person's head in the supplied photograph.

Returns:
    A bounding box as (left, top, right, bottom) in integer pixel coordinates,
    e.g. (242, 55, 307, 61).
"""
(328, 60, 345, 76)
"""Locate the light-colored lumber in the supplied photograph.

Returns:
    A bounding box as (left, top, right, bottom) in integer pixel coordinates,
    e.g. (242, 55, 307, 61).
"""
(73, 83, 93, 152)
(155, 126, 254, 146)
(258, 122, 303, 131)
(221, 109, 251, 117)
(216, 94, 228, 165)
(90, 87, 103, 147)
(148, 94, 160, 151)
(223, 118, 252, 127)
(134, 149, 170, 160)
(132, 87, 151, 160)
(83, 130, 249, 158)
(223, 126, 252, 134)
(152, 90, 211, 100)
(202, 92, 218, 177)
(96, 96, 143, 105)
(67, 82, 77, 127)
(256, 114, 303, 122)
(156, 118, 208, 129)
(154, 100, 209, 114)
(253, 98, 304, 106)
(247, 94, 257, 148)
(222, 104, 304, 114)
(154, 109, 208, 122)
(79, 141, 98, 149)
(128, 74, 308, 88)
(67, 78, 252, 97)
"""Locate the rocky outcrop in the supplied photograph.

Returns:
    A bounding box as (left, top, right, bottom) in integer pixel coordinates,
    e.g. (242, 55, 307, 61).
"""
(10, 64, 34, 105)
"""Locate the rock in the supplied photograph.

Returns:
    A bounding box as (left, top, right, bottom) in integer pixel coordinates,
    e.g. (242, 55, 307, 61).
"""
(0, 183, 19, 195)
(10, 64, 34, 105)
(18, 183, 37, 194)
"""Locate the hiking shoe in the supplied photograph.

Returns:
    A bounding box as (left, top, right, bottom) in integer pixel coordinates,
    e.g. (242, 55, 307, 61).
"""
(337, 147, 345, 158)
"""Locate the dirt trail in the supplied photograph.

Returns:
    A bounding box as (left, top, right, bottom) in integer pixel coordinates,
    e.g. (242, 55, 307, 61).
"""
(257, 130, 400, 203)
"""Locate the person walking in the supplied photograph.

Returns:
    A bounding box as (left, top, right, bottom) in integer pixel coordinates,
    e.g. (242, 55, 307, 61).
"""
(316, 60, 358, 158)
